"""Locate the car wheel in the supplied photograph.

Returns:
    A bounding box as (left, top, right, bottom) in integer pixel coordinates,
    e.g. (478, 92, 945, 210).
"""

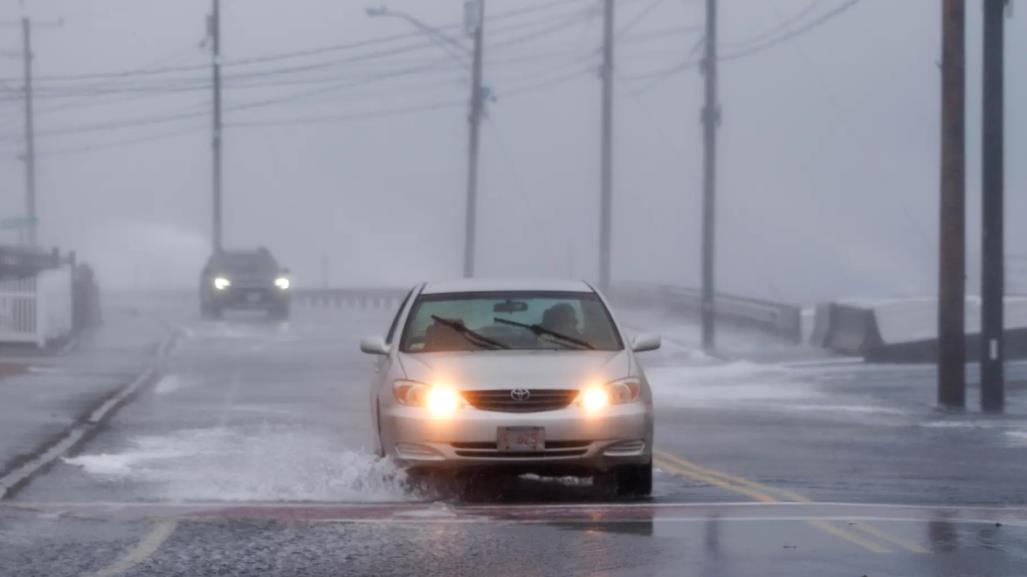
(614, 462, 653, 498)
(269, 305, 290, 320)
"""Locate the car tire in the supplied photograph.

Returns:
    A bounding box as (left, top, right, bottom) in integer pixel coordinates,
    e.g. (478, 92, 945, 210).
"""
(269, 305, 290, 321)
(613, 462, 652, 498)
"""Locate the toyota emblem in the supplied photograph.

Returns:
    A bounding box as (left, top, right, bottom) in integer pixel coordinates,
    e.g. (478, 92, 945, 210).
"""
(510, 388, 531, 402)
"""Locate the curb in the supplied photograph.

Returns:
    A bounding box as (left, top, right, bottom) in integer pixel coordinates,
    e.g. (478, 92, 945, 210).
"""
(0, 329, 182, 500)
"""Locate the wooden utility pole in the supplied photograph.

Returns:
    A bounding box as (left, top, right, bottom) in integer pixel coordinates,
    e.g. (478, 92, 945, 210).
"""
(938, 0, 966, 409)
(598, 0, 614, 291)
(21, 16, 37, 247)
(464, 0, 484, 278)
(700, 0, 719, 352)
(980, 0, 1007, 412)
(211, 0, 224, 252)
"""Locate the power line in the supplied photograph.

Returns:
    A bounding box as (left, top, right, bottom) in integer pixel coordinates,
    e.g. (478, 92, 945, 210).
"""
(225, 99, 465, 128)
(33, 124, 208, 157)
(490, 6, 599, 51)
(722, 0, 825, 49)
(1, 0, 601, 86)
(616, 0, 669, 39)
(622, 0, 863, 83)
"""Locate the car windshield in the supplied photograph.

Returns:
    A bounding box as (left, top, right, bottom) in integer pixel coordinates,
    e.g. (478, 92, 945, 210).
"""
(400, 291, 622, 352)
(215, 253, 277, 275)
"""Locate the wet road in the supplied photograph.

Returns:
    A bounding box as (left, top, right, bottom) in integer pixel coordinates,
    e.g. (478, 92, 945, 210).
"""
(2, 297, 1027, 576)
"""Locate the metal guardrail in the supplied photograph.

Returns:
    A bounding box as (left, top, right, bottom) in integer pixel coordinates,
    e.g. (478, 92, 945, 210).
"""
(292, 284, 803, 344)
(292, 287, 408, 311)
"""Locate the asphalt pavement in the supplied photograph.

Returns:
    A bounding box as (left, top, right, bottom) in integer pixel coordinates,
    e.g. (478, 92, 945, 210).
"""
(2, 294, 1026, 576)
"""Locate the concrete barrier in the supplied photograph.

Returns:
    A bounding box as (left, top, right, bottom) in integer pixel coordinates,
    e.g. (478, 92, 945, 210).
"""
(866, 328, 1027, 363)
(813, 297, 1027, 362)
(820, 303, 885, 355)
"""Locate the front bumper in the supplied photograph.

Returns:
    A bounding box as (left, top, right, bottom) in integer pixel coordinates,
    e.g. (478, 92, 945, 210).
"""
(381, 402, 652, 473)
(210, 287, 289, 309)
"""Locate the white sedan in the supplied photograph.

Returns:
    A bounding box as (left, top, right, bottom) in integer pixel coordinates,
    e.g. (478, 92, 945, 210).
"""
(361, 279, 660, 497)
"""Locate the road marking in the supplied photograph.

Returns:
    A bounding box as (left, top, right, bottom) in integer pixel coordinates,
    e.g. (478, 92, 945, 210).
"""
(657, 450, 811, 502)
(654, 456, 776, 502)
(806, 519, 891, 554)
(88, 519, 177, 577)
(0, 368, 155, 500)
(655, 449, 928, 554)
(849, 521, 930, 554)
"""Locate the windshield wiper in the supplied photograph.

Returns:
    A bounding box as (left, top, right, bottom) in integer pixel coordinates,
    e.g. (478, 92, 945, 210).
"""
(430, 315, 510, 350)
(493, 317, 595, 350)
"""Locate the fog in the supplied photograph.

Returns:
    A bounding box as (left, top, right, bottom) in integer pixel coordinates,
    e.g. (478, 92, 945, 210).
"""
(0, 0, 1023, 303)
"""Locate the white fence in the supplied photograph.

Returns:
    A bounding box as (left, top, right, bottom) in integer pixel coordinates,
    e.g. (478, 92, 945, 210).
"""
(0, 265, 74, 347)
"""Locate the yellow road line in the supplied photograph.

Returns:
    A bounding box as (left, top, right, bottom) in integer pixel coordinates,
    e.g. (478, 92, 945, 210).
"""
(657, 450, 811, 503)
(89, 519, 177, 577)
(654, 457, 777, 502)
(849, 521, 929, 554)
(655, 450, 928, 555)
(806, 520, 892, 554)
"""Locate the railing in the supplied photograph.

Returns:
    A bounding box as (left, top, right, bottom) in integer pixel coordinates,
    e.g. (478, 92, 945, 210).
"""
(607, 284, 803, 343)
(292, 283, 803, 344)
(0, 265, 74, 347)
(292, 287, 408, 311)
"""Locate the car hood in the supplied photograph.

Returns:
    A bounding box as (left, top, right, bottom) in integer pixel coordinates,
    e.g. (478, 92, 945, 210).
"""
(397, 350, 633, 390)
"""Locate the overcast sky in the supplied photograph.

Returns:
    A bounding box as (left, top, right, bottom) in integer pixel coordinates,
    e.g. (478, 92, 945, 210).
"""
(0, 0, 1023, 303)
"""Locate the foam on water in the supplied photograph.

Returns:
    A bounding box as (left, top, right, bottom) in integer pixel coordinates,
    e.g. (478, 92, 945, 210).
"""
(1004, 431, 1027, 447)
(153, 375, 195, 395)
(63, 425, 414, 502)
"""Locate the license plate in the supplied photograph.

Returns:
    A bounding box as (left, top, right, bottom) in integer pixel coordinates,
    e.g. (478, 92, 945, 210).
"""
(247, 292, 262, 303)
(497, 427, 545, 452)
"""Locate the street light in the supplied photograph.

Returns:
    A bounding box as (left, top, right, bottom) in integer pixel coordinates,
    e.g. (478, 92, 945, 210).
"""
(365, 3, 484, 278)
(365, 6, 469, 63)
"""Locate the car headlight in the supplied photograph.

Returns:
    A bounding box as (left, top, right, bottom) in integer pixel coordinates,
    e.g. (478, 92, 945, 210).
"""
(393, 380, 463, 418)
(577, 378, 642, 413)
(274, 277, 291, 290)
(213, 276, 231, 291)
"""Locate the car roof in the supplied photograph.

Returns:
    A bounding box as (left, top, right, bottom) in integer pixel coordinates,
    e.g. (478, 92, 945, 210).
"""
(420, 278, 594, 295)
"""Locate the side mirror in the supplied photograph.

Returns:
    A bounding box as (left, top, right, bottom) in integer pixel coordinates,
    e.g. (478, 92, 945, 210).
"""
(360, 336, 390, 356)
(630, 333, 661, 353)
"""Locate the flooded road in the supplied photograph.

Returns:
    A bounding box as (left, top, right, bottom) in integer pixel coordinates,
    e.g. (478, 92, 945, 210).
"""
(3, 296, 1027, 576)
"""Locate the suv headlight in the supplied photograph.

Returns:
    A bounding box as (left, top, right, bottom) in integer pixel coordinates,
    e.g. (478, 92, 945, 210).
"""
(274, 277, 291, 290)
(577, 378, 642, 413)
(393, 380, 463, 418)
(213, 277, 231, 291)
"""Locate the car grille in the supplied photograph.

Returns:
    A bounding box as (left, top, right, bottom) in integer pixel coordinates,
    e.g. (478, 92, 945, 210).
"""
(461, 389, 579, 413)
(451, 440, 591, 459)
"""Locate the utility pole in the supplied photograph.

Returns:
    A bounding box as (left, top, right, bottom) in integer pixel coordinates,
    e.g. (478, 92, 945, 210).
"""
(598, 0, 614, 291)
(1, 14, 61, 248)
(700, 0, 719, 352)
(980, 0, 1007, 412)
(938, 0, 966, 409)
(21, 16, 36, 247)
(463, 0, 484, 278)
(210, 0, 224, 253)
